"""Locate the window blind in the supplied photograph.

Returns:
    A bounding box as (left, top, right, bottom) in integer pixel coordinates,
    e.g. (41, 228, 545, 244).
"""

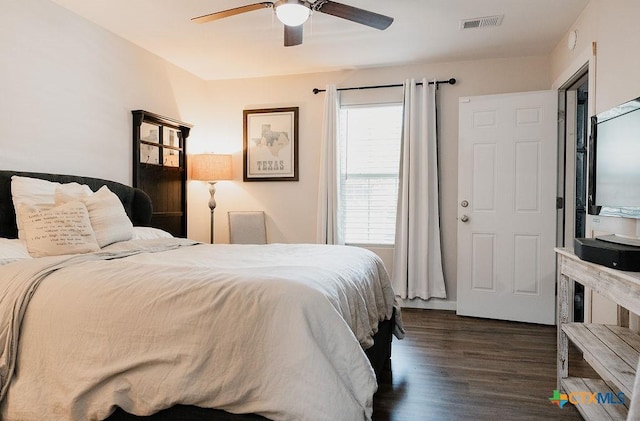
(339, 104, 403, 245)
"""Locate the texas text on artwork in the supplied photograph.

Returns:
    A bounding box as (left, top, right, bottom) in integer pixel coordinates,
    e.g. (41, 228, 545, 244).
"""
(253, 124, 288, 172)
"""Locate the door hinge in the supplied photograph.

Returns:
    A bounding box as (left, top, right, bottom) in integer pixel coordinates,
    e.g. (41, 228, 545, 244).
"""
(556, 197, 564, 209)
(558, 110, 565, 121)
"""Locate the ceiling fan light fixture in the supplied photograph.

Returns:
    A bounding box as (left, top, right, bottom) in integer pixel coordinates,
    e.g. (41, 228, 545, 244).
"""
(275, 0, 310, 27)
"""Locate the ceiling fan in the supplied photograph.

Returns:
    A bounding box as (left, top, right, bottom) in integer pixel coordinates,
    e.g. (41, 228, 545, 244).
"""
(191, 0, 394, 47)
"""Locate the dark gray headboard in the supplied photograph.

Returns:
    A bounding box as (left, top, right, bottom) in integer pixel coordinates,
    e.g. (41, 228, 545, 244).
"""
(0, 170, 153, 239)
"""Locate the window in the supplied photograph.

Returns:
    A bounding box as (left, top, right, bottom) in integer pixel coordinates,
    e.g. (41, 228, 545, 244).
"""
(339, 104, 403, 245)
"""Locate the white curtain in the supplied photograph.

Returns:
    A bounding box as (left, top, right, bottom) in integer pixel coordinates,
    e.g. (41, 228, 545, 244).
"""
(392, 78, 446, 300)
(316, 85, 343, 245)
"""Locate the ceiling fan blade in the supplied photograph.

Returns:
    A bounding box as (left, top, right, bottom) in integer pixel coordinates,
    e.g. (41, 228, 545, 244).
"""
(284, 25, 303, 47)
(315, 1, 393, 30)
(191, 2, 273, 24)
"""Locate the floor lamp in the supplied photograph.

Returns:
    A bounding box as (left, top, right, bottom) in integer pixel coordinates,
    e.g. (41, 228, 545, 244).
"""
(190, 153, 233, 244)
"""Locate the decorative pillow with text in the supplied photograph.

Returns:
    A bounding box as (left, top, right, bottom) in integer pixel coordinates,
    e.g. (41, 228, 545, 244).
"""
(20, 201, 100, 258)
(11, 176, 93, 240)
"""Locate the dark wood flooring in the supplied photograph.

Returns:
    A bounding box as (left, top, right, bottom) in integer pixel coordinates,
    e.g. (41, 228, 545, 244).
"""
(373, 309, 595, 420)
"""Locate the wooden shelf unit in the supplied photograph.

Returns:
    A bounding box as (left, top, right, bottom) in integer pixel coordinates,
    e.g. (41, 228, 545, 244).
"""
(132, 110, 192, 237)
(556, 248, 640, 420)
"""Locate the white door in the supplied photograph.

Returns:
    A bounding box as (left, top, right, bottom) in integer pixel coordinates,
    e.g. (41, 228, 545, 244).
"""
(457, 90, 558, 325)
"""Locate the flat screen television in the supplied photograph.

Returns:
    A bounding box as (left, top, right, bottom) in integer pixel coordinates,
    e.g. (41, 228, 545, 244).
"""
(588, 96, 640, 219)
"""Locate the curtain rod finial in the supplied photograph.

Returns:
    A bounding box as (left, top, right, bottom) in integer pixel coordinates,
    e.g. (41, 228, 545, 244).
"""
(449, 78, 456, 85)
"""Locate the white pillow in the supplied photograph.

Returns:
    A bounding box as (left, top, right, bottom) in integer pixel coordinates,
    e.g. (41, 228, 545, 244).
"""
(54, 182, 93, 204)
(0, 238, 31, 265)
(131, 226, 174, 240)
(82, 186, 133, 247)
(11, 176, 61, 239)
(20, 201, 100, 258)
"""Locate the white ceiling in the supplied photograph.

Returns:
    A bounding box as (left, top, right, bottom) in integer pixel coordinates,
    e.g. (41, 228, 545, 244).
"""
(51, 0, 589, 81)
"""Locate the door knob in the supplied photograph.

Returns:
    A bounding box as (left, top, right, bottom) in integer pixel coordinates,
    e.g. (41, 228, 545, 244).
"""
(460, 215, 469, 223)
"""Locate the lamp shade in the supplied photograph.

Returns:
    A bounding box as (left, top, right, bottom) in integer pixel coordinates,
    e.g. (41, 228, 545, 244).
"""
(190, 154, 232, 181)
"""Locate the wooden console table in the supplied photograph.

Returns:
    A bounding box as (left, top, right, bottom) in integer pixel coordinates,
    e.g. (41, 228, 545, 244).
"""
(556, 247, 640, 420)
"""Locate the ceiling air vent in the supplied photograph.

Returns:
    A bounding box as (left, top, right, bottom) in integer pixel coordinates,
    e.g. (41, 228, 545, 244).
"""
(460, 15, 504, 30)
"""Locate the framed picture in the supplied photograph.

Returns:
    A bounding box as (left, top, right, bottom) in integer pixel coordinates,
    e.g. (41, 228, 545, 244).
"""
(243, 107, 299, 181)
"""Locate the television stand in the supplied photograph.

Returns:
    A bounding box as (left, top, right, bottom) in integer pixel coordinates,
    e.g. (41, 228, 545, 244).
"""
(556, 248, 640, 420)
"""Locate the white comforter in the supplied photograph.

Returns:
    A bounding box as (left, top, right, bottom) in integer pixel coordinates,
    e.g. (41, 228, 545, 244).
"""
(0, 239, 399, 421)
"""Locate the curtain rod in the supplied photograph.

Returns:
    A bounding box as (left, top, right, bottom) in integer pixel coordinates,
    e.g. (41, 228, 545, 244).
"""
(312, 78, 456, 95)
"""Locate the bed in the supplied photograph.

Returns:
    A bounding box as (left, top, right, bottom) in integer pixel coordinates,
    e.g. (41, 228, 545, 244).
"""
(0, 170, 402, 421)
